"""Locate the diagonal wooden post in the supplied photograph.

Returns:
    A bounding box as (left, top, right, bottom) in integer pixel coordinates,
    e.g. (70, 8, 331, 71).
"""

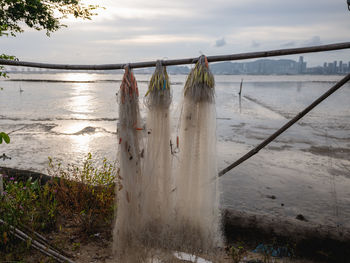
(218, 72, 350, 177)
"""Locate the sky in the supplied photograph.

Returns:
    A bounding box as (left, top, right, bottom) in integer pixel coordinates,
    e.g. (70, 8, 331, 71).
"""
(1, 0, 350, 66)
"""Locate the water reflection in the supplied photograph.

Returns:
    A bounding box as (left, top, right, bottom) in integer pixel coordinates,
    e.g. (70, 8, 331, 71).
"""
(67, 83, 94, 119)
(70, 134, 91, 154)
(61, 73, 96, 82)
(55, 122, 93, 155)
(58, 121, 91, 134)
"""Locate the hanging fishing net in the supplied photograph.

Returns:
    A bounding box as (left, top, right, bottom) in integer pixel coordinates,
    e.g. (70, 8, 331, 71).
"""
(174, 55, 222, 253)
(113, 66, 144, 258)
(140, 61, 174, 248)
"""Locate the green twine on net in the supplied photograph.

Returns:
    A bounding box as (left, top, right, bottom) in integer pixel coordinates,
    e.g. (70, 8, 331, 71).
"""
(144, 60, 172, 109)
(184, 55, 215, 103)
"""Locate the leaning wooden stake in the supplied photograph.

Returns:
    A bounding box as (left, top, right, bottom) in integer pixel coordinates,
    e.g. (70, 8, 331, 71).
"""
(218, 72, 350, 177)
(238, 78, 243, 96)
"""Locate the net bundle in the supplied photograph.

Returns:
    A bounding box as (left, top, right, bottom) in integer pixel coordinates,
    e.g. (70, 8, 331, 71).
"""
(144, 60, 172, 109)
(118, 65, 142, 130)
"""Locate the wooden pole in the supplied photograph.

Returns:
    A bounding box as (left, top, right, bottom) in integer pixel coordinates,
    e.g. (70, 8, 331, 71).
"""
(218, 72, 350, 177)
(0, 42, 350, 70)
(238, 78, 243, 96)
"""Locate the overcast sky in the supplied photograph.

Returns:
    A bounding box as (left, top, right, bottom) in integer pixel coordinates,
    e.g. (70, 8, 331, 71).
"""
(1, 0, 350, 66)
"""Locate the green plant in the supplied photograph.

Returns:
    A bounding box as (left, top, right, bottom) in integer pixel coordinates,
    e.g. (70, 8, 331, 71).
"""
(230, 243, 247, 263)
(0, 54, 17, 78)
(0, 176, 57, 253)
(0, 132, 10, 144)
(48, 153, 117, 234)
(72, 242, 80, 251)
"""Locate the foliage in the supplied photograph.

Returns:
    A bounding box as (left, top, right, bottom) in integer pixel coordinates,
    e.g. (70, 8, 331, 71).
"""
(48, 153, 117, 234)
(0, 54, 17, 78)
(0, 175, 57, 252)
(0, 0, 100, 36)
(229, 243, 247, 263)
(0, 132, 10, 144)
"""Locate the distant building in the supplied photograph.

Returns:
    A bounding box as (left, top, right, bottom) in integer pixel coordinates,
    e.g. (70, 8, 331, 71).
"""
(298, 56, 307, 74)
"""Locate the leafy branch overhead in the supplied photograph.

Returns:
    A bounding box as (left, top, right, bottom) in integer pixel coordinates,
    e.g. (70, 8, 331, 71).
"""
(0, 0, 101, 36)
(0, 54, 17, 77)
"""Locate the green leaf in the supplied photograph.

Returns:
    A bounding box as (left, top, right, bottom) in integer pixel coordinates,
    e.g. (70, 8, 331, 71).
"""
(0, 132, 10, 144)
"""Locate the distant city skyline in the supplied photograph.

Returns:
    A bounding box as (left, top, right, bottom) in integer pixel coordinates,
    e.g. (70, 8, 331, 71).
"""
(4, 56, 350, 75)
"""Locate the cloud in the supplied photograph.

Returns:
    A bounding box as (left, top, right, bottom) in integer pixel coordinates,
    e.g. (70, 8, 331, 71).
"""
(280, 41, 296, 47)
(215, 37, 226, 47)
(303, 36, 322, 46)
(94, 35, 204, 45)
(0, 0, 349, 64)
(251, 40, 260, 48)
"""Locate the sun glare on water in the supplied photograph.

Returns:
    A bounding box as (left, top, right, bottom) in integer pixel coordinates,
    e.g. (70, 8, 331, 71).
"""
(62, 73, 96, 82)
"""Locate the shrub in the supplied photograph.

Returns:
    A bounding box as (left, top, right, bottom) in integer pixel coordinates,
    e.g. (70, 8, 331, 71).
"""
(229, 243, 247, 263)
(0, 176, 57, 251)
(48, 153, 117, 234)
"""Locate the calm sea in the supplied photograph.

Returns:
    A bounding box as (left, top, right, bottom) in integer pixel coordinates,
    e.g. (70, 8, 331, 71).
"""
(1, 73, 349, 228)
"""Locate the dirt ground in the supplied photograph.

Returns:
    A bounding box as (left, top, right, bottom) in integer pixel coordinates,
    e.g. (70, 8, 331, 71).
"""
(20, 220, 315, 263)
(3, 207, 348, 263)
(24, 241, 315, 263)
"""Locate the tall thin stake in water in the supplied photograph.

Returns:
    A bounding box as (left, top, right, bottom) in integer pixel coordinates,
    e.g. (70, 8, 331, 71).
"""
(141, 61, 173, 246)
(113, 66, 144, 258)
(174, 55, 221, 253)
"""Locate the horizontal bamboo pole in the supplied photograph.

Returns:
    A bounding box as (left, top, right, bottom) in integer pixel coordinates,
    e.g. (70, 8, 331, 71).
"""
(0, 42, 350, 70)
(218, 72, 350, 177)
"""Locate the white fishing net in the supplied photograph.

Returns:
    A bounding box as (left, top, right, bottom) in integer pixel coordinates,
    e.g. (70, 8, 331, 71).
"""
(113, 66, 145, 259)
(140, 61, 174, 247)
(113, 58, 222, 261)
(173, 55, 222, 253)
